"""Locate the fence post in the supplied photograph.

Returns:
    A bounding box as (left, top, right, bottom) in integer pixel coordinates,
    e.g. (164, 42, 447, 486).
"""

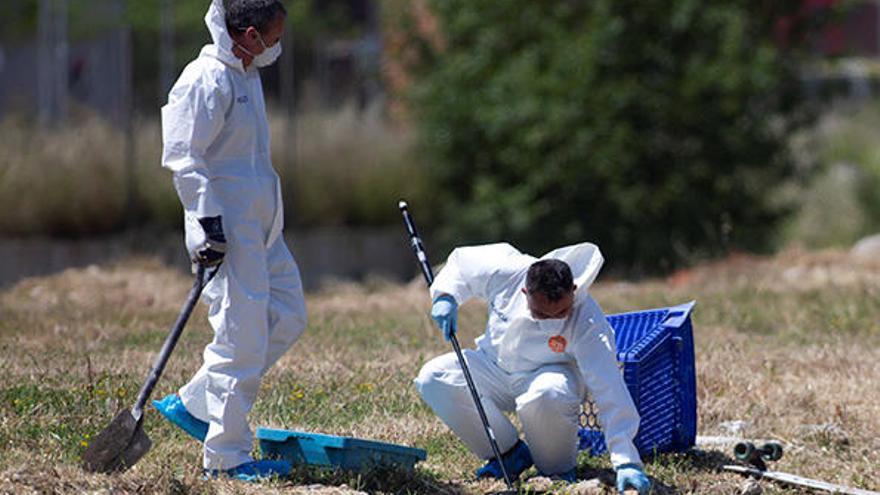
(114, 0, 137, 225)
(38, 0, 53, 127)
(159, 0, 175, 101)
(280, 21, 297, 170)
(54, 0, 69, 124)
(37, 0, 69, 127)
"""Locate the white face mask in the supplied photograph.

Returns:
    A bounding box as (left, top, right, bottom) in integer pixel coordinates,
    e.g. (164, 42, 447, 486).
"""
(237, 31, 282, 67)
(254, 39, 282, 67)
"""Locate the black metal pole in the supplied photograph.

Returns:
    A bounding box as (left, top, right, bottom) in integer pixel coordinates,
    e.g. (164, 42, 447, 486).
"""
(399, 201, 514, 490)
(131, 265, 216, 421)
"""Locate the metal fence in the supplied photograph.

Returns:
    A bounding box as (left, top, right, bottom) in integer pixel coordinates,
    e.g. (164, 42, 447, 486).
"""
(0, 0, 384, 126)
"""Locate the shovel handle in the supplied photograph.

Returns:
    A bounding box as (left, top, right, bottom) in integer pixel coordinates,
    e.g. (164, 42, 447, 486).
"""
(131, 264, 218, 420)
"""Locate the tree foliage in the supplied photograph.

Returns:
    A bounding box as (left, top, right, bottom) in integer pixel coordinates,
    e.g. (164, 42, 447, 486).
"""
(404, 0, 822, 273)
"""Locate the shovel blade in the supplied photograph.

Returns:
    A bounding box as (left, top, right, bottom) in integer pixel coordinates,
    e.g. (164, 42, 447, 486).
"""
(82, 409, 152, 473)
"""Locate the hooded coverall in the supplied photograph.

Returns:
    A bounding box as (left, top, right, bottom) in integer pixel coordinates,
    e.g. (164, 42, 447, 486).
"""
(414, 243, 643, 475)
(160, 0, 307, 470)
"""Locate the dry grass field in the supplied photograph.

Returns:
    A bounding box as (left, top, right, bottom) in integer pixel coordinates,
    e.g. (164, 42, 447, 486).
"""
(0, 247, 878, 494)
(0, 112, 424, 238)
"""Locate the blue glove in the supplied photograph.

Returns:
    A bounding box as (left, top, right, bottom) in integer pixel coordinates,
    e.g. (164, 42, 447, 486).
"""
(430, 294, 458, 341)
(616, 463, 651, 494)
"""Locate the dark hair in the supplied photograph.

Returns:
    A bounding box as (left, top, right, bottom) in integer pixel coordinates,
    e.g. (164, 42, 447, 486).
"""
(225, 0, 287, 34)
(526, 259, 574, 302)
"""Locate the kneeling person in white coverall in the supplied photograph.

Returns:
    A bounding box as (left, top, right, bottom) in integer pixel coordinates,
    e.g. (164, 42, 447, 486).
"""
(415, 243, 651, 493)
(153, 0, 307, 481)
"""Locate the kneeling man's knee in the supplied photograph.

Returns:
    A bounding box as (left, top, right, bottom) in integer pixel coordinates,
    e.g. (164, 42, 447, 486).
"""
(414, 354, 460, 397)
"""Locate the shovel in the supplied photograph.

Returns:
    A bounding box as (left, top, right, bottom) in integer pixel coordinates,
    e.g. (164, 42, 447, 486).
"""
(82, 264, 217, 473)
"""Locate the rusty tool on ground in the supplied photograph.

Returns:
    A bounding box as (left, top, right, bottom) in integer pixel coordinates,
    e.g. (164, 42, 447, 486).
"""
(723, 441, 879, 495)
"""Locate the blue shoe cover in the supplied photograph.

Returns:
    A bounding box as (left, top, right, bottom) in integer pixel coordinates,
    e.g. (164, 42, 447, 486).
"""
(475, 440, 533, 480)
(206, 459, 292, 482)
(152, 394, 208, 442)
(540, 468, 577, 483)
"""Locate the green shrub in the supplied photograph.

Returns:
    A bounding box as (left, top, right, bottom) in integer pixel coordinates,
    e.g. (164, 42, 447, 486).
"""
(779, 102, 880, 249)
(403, 0, 820, 272)
(814, 103, 880, 236)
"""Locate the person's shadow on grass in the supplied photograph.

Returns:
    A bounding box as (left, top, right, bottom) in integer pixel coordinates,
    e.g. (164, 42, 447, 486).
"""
(278, 450, 737, 495)
(283, 464, 471, 494)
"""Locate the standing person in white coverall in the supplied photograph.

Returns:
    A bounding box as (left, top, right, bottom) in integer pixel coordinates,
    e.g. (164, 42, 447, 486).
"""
(415, 242, 652, 493)
(152, 0, 307, 481)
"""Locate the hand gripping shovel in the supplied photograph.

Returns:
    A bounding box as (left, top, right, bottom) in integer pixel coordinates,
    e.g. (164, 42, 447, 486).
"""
(399, 201, 515, 491)
(82, 264, 218, 473)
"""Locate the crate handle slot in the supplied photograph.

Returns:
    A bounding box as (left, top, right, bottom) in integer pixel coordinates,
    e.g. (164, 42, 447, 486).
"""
(660, 300, 696, 328)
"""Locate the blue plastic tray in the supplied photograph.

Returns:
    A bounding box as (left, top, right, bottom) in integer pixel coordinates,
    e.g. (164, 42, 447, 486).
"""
(257, 427, 427, 472)
(578, 301, 697, 457)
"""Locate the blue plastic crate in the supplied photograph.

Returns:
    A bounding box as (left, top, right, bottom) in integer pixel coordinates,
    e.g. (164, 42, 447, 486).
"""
(257, 427, 427, 472)
(578, 301, 697, 457)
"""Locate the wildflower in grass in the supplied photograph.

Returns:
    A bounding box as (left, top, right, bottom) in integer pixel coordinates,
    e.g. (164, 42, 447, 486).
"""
(96, 389, 107, 398)
(289, 386, 305, 401)
(116, 387, 127, 398)
(357, 383, 375, 393)
(80, 440, 89, 448)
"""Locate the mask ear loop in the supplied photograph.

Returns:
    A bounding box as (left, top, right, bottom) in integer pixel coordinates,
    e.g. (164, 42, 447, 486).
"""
(230, 25, 263, 57)
(234, 41, 257, 57)
(255, 31, 271, 50)
(235, 31, 276, 58)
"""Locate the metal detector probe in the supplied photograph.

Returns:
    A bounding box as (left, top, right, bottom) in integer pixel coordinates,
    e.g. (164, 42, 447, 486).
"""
(399, 201, 515, 490)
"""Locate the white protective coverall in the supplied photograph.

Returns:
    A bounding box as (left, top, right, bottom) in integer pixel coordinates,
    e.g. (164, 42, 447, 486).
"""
(161, 0, 307, 470)
(415, 243, 642, 475)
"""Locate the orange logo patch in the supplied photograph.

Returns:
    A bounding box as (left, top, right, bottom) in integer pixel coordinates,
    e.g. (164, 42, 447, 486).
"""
(548, 335, 567, 353)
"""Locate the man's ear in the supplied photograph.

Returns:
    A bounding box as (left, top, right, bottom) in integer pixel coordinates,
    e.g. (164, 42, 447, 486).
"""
(572, 284, 577, 292)
(521, 287, 528, 295)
